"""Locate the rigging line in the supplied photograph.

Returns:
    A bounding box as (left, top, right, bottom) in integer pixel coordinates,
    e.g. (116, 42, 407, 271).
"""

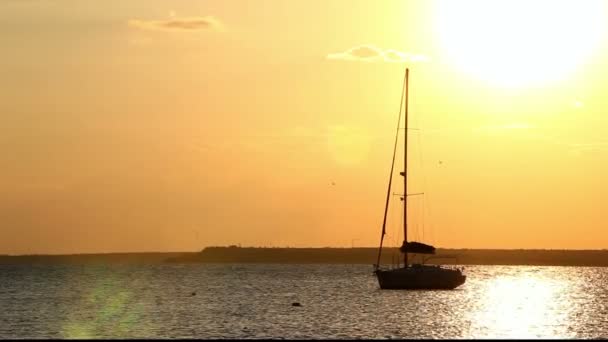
(390, 200, 400, 248)
(413, 199, 420, 243)
(375, 69, 408, 270)
(417, 115, 435, 245)
(399, 200, 404, 253)
(415, 125, 426, 243)
(422, 193, 425, 242)
(409, 89, 426, 244)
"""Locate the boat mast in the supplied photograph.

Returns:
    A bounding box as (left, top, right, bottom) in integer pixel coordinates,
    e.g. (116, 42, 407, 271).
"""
(403, 68, 409, 267)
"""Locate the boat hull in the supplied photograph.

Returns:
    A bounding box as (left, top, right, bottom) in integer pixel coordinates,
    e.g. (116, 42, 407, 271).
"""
(375, 265, 466, 290)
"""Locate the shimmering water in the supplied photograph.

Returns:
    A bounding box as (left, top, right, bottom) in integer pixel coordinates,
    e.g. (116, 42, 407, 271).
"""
(1, 264, 607, 339)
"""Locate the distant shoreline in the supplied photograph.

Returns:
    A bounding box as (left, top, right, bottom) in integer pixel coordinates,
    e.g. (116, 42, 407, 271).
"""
(1, 247, 608, 267)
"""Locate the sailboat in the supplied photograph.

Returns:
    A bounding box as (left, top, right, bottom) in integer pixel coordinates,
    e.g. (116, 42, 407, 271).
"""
(373, 68, 466, 290)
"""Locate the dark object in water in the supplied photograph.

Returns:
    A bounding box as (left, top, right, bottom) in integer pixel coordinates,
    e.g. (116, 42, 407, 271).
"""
(191, 292, 196, 296)
(292, 302, 301, 307)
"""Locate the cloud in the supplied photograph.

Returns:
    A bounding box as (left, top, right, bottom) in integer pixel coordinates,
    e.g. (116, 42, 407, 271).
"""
(567, 141, 608, 155)
(128, 16, 224, 32)
(327, 45, 428, 63)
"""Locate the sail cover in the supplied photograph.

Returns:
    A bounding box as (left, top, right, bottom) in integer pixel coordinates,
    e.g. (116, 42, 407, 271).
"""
(400, 241, 436, 254)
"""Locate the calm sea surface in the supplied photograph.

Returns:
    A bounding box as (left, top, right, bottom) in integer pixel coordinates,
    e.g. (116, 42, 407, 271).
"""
(1, 264, 607, 339)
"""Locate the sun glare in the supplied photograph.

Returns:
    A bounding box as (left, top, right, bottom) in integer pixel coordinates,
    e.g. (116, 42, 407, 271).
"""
(435, 0, 605, 88)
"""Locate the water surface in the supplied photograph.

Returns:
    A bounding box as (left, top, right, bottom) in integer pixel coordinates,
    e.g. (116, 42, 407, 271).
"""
(1, 264, 607, 339)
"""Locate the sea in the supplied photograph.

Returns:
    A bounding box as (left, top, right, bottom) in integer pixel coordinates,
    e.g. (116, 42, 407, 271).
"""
(1, 264, 607, 339)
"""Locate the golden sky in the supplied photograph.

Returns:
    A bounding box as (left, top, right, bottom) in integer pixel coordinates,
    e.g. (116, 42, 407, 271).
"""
(2, 0, 608, 254)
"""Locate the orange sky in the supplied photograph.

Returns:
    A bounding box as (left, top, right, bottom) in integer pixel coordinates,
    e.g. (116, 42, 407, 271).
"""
(2, 0, 608, 254)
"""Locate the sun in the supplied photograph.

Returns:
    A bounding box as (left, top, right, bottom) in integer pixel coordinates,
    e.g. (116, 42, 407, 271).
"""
(435, 0, 605, 88)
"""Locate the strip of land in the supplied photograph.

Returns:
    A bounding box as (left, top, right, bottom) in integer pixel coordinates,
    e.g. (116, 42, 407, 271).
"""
(0, 252, 183, 264)
(1, 247, 608, 266)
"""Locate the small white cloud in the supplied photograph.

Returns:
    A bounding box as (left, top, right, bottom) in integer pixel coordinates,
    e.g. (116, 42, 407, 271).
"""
(128, 16, 224, 32)
(327, 45, 428, 63)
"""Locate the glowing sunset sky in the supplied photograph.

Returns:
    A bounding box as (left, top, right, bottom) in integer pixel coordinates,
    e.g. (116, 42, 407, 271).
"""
(2, 0, 608, 254)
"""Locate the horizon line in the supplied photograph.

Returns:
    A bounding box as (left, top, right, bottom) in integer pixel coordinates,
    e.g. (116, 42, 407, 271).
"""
(2, 246, 608, 257)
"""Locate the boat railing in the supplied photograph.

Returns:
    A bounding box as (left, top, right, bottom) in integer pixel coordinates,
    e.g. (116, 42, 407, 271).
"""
(421, 254, 466, 270)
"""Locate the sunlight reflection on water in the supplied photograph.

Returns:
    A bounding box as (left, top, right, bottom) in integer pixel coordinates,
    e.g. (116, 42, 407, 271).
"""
(0, 264, 606, 339)
(468, 271, 571, 338)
